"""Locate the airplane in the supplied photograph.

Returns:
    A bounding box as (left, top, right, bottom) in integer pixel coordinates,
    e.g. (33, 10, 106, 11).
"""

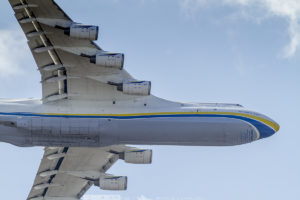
(0, 0, 280, 199)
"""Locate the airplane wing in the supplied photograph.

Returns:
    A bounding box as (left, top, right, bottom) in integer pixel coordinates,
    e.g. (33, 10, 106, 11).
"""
(7, 1, 153, 199)
(27, 146, 145, 200)
(8, 0, 148, 103)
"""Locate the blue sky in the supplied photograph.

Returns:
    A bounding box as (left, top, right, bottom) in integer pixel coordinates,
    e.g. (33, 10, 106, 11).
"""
(0, 0, 299, 199)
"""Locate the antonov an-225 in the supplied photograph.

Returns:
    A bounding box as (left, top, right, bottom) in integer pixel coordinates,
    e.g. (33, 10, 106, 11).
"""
(1, 0, 280, 199)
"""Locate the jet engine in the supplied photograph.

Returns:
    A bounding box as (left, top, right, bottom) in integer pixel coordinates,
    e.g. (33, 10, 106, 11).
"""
(64, 24, 99, 40)
(124, 149, 152, 164)
(90, 53, 124, 69)
(118, 81, 151, 96)
(98, 176, 127, 191)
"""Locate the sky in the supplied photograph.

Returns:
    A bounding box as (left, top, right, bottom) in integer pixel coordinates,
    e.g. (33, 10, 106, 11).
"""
(0, 0, 299, 199)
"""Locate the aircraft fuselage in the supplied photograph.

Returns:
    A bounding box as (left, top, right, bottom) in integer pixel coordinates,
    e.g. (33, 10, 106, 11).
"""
(0, 98, 279, 147)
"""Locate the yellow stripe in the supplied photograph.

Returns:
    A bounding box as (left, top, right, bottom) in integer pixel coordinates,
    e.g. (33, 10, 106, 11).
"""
(37, 112, 279, 132)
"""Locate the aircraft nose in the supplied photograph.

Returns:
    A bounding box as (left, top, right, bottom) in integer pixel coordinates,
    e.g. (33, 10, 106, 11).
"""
(258, 118, 280, 139)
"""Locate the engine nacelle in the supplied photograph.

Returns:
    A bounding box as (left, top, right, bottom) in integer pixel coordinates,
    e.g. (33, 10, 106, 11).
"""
(90, 53, 124, 69)
(99, 176, 127, 191)
(118, 81, 151, 96)
(65, 24, 99, 40)
(124, 149, 152, 164)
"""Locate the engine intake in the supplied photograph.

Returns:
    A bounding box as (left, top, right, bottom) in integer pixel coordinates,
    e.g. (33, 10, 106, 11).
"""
(124, 149, 152, 164)
(90, 53, 124, 69)
(117, 81, 151, 96)
(97, 176, 127, 191)
(65, 24, 99, 40)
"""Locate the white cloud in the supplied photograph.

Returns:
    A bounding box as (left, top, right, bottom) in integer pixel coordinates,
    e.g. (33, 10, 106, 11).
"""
(137, 195, 153, 200)
(180, 0, 300, 57)
(82, 195, 205, 200)
(83, 195, 122, 200)
(0, 27, 29, 77)
(180, 0, 210, 18)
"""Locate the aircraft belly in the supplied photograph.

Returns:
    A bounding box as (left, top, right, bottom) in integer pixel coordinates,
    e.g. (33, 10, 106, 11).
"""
(0, 125, 31, 147)
(30, 117, 101, 146)
(104, 117, 259, 146)
(0, 115, 259, 147)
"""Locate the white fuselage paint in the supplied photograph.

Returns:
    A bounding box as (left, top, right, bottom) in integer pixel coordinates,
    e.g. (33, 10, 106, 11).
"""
(0, 97, 279, 147)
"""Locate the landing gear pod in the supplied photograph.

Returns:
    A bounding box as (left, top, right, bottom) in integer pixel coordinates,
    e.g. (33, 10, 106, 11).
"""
(65, 24, 99, 40)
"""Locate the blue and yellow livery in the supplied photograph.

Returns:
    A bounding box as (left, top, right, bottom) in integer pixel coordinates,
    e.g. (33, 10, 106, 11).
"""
(0, 105, 279, 147)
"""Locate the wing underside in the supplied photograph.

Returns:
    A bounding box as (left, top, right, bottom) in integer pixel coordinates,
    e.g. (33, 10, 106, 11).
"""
(27, 146, 129, 200)
(8, 0, 135, 103)
(6, 2, 153, 198)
